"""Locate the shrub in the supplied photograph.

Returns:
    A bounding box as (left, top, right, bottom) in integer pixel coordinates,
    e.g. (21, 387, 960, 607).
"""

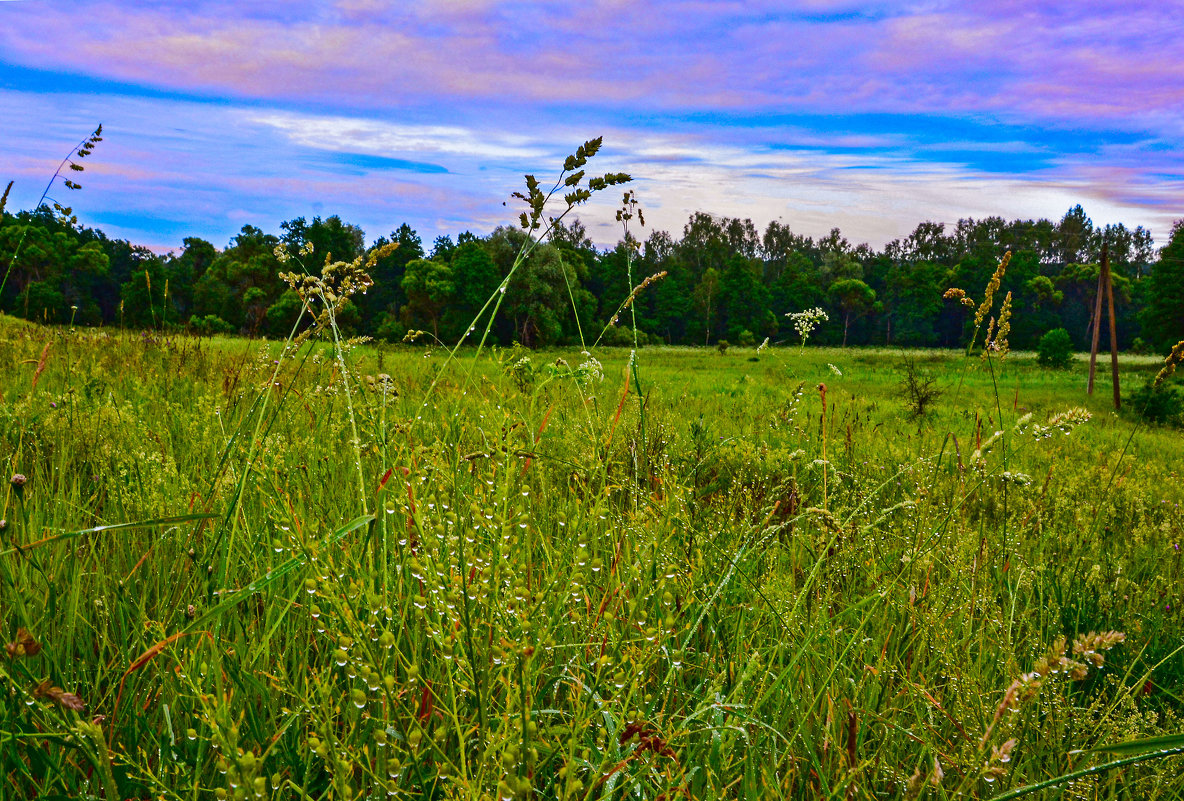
(374, 312, 407, 343)
(898, 357, 943, 419)
(737, 329, 755, 347)
(1127, 378, 1184, 427)
(1037, 328, 1074, 368)
(716, 339, 729, 354)
(187, 314, 234, 336)
(601, 325, 634, 347)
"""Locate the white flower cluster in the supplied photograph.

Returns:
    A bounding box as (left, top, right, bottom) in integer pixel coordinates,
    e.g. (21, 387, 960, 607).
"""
(785, 307, 828, 349)
(577, 352, 604, 384)
(1014, 408, 1092, 440)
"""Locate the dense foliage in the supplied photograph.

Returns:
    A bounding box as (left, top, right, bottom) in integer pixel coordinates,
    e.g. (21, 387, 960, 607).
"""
(3, 204, 1182, 352)
(1036, 328, 1074, 369)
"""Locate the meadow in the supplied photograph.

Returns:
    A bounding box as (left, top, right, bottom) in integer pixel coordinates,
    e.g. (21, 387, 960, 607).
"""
(1, 307, 1183, 800)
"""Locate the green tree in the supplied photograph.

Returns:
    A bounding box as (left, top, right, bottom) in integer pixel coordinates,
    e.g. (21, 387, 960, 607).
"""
(1141, 220, 1184, 350)
(190, 225, 282, 331)
(264, 289, 306, 338)
(828, 278, 876, 346)
(400, 258, 454, 338)
(445, 241, 501, 340)
(280, 216, 365, 264)
(718, 255, 772, 342)
(362, 224, 423, 327)
(119, 258, 168, 328)
(167, 237, 217, 319)
(884, 261, 952, 346)
(692, 267, 721, 344)
(502, 244, 572, 348)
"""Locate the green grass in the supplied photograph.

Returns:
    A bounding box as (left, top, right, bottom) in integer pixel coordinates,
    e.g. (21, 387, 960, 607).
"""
(2, 315, 1183, 800)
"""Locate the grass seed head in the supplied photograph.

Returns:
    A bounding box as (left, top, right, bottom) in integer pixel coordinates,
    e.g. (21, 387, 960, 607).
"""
(1153, 340, 1184, 388)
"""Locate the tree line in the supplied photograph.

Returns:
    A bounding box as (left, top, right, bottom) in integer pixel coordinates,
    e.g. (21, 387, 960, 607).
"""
(1, 202, 1182, 353)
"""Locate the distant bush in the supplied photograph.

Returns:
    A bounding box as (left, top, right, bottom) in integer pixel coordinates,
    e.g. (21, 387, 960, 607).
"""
(601, 326, 634, 347)
(716, 339, 729, 354)
(1037, 328, 1074, 368)
(1128, 378, 1184, 427)
(374, 313, 407, 343)
(188, 314, 234, 336)
(898, 356, 942, 419)
(737, 329, 755, 347)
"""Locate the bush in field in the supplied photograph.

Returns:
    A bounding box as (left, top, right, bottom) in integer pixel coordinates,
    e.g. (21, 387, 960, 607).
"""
(1128, 378, 1184, 427)
(188, 313, 234, 335)
(1037, 327, 1074, 368)
(898, 356, 943, 419)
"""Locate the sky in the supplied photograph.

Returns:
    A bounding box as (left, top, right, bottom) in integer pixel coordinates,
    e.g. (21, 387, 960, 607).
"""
(1, 0, 1182, 253)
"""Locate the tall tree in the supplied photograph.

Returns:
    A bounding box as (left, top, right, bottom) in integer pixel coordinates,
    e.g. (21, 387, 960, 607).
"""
(445, 241, 501, 340)
(828, 278, 876, 346)
(401, 258, 454, 339)
(362, 223, 423, 327)
(1141, 220, 1184, 350)
(692, 267, 721, 344)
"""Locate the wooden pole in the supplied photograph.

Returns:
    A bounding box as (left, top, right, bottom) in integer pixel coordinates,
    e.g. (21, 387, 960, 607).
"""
(1103, 243, 1121, 410)
(1087, 245, 1105, 395)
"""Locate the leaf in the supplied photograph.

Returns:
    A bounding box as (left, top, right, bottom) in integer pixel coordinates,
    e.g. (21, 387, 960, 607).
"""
(0, 513, 218, 558)
(1084, 733, 1184, 756)
(991, 744, 1184, 800)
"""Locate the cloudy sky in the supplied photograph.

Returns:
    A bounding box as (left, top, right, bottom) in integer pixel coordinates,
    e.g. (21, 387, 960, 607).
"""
(2, 0, 1181, 252)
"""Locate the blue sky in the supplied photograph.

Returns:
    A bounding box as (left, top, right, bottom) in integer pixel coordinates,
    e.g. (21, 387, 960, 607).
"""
(1, 0, 1181, 252)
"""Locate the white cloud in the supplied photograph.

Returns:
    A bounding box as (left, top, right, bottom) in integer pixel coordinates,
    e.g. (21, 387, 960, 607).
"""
(244, 111, 549, 162)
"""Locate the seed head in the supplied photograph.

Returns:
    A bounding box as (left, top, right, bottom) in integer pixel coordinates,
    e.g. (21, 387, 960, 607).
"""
(1153, 340, 1184, 389)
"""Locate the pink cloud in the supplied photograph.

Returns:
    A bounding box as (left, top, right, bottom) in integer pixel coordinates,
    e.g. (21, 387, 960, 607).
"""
(1, 0, 1180, 132)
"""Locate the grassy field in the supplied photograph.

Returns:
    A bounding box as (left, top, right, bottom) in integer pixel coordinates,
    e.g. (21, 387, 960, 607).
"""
(1, 314, 1183, 800)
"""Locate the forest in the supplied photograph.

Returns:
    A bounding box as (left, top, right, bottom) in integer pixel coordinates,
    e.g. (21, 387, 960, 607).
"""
(2, 200, 1183, 353)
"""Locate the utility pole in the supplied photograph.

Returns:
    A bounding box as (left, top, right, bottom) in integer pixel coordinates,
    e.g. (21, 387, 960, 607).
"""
(1086, 241, 1121, 409)
(1087, 242, 1105, 396)
(1104, 244, 1121, 410)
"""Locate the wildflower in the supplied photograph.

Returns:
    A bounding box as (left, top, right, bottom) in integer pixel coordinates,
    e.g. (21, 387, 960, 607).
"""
(785, 307, 828, 351)
(10, 474, 26, 501)
(828, 363, 842, 377)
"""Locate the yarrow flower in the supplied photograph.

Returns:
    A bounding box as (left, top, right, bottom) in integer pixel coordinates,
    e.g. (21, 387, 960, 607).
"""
(785, 307, 828, 352)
